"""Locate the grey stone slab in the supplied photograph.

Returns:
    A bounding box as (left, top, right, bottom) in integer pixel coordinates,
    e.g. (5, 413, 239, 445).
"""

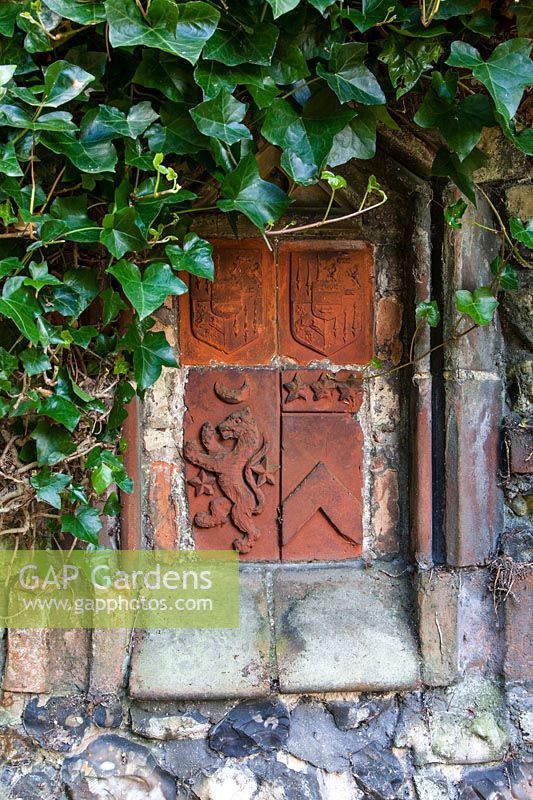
(273, 564, 420, 693)
(129, 571, 270, 699)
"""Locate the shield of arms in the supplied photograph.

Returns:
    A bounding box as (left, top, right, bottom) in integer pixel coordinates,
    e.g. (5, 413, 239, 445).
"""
(191, 252, 263, 355)
(291, 254, 362, 357)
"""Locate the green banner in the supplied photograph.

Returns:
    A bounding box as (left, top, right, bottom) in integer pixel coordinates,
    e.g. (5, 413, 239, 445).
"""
(0, 550, 239, 629)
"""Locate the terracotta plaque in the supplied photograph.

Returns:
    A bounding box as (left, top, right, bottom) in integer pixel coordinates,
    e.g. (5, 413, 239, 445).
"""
(281, 414, 363, 562)
(184, 369, 280, 560)
(281, 370, 363, 413)
(279, 241, 374, 365)
(179, 240, 276, 365)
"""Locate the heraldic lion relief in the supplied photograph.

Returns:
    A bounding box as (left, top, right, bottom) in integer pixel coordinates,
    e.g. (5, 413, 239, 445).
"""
(184, 404, 274, 554)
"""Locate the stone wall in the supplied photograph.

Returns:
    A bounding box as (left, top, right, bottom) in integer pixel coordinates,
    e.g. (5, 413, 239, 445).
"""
(0, 142, 531, 800)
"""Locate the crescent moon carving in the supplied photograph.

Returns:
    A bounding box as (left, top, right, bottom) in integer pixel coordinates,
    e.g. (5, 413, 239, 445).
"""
(214, 379, 250, 404)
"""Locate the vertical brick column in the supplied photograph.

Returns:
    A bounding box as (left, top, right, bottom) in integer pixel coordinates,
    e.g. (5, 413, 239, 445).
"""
(443, 190, 504, 566)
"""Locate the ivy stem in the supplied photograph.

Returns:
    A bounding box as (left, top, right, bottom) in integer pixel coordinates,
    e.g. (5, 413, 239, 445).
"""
(266, 192, 388, 236)
(367, 322, 479, 383)
(281, 77, 321, 100)
(39, 165, 66, 215)
(322, 188, 336, 222)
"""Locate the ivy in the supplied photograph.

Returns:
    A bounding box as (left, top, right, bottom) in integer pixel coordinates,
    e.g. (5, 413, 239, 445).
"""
(0, 0, 530, 546)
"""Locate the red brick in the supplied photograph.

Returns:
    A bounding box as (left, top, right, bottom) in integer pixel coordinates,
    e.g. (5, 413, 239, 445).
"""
(376, 296, 403, 366)
(281, 414, 363, 561)
(179, 239, 276, 365)
(281, 370, 363, 413)
(410, 376, 433, 566)
(279, 241, 374, 365)
(445, 378, 503, 566)
(505, 569, 533, 683)
(184, 369, 280, 560)
(507, 424, 533, 474)
(121, 395, 141, 550)
(149, 460, 180, 549)
(4, 629, 49, 693)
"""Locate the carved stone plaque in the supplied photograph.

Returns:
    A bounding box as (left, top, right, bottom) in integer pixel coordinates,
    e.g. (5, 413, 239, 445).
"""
(279, 241, 374, 364)
(179, 240, 276, 365)
(184, 369, 280, 560)
(281, 414, 363, 562)
(281, 370, 363, 413)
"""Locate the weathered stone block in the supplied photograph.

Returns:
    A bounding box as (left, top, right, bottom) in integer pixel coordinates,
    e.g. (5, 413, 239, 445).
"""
(418, 570, 459, 686)
(89, 627, 130, 698)
(129, 570, 270, 699)
(396, 675, 511, 765)
(273, 564, 419, 693)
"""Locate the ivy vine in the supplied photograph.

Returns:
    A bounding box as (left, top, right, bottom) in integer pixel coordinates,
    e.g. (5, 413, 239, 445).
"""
(0, 0, 531, 545)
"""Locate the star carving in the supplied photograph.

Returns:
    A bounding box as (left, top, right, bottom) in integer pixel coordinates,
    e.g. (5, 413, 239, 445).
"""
(188, 469, 216, 496)
(283, 372, 309, 403)
(252, 457, 279, 486)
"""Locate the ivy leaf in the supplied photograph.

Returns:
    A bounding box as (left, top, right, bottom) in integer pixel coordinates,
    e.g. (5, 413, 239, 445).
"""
(101, 207, 146, 258)
(455, 287, 498, 326)
(0, 346, 18, 379)
(509, 217, 533, 249)
(431, 147, 486, 205)
(328, 108, 378, 165)
(165, 234, 214, 280)
(414, 75, 494, 161)
(0, 282, 41, 345)
(203, 22, 279, 66)
(416, 300, 441, 327)
(343, 1, 406, 32)
(266, 0, 301, 19)
(0, 4, 20, 37)
(135, 50, 198, 103)
(0, 141, 23, 177)
(444, 198, 468, 229)
(107, 260, 187, 320)
(146, 101, 207, 155)
(42, 60, 95, 107)
(190, 90, 251, 144)
(31, 422, 77, 466)
(93, 102, 159, 139)
(308, 0, 334, 12)
(41, 395, 81, 432)
(105, 0, 220, 64)
(0, 105, 77, 132)
(447, 39, 533, 123)
(316, 43, 385, 105)
(45, 0, 106, 25)
(217, 154, 290, 228)
(262, 91, 354, 183)
(100, 287, 127, 326)
(108, 380, 135, 430)
(490, 257, 519, 291)
(20, 348, 52, 376)
(121, 324, 177, 391)
(512, 0, 533, 37)
(61, 505, 102, 545)
(39, 195, 101, 244)
(30, 468, 71, 509)
(42, 129, 118, 173)
(379, 35, 444, 98)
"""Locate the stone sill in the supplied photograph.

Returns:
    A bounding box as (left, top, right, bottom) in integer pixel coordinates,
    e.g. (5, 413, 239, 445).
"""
(129, 560, 420, 700)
